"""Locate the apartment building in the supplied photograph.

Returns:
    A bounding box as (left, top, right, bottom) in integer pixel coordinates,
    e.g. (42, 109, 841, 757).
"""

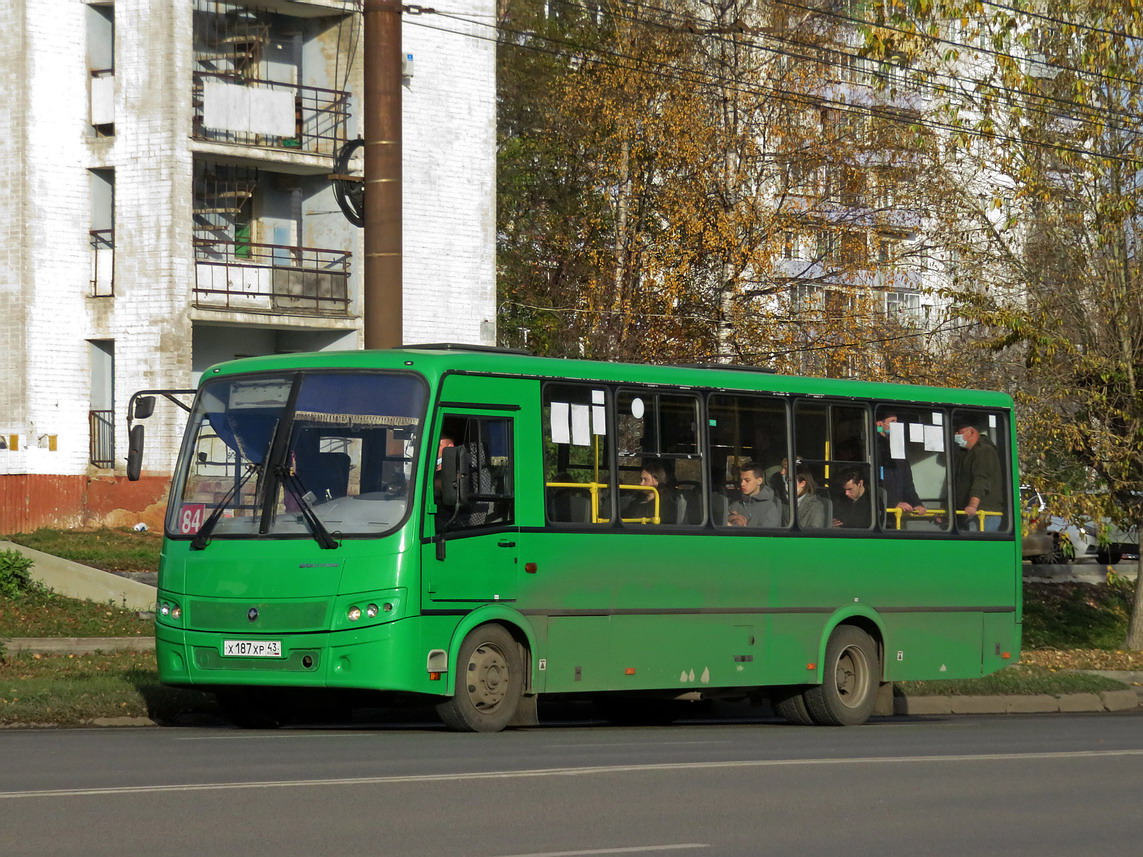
(0, 0, 496, 531)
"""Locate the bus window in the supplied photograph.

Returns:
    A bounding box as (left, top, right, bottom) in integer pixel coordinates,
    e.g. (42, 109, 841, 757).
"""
(544, 384, 612, 525)
(951, 409, 1009, 533)
(794, 402, 870, 530)
(874, 406, 949, 532)
(616, 390, 701, 526)
(708, 394, 789, 528)
(435, 415, 514, 530)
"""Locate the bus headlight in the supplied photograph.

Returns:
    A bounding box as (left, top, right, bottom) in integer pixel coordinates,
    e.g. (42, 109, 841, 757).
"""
(347, 606, 362, 622)
(158, 600, 182, 624)
(365, 603, 380, 619)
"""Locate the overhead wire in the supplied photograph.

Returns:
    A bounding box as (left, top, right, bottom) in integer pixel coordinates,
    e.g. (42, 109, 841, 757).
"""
(415, 8, 1143, 165)
(770, 0, 1143, 92)
(593, 0, 1143, 129)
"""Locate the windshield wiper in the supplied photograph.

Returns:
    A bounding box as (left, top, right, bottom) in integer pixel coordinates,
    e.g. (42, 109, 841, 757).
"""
(275, 465, 340, 550)
(190, 464, 260, 551)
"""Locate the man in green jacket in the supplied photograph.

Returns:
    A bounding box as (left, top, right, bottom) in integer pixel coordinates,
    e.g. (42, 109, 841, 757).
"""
(953, 418, 1003, 532)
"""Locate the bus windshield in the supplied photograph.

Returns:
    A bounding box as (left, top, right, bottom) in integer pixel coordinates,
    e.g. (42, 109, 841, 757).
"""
(167, 371, 426, 540)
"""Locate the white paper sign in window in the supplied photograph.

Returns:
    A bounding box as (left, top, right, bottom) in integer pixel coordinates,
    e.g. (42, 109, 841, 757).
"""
(889, 421, 907, 459)
(571, 404, 591, 446)
(550, 402, 570, 445)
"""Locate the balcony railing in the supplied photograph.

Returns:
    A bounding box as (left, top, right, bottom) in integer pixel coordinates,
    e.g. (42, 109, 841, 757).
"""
(192, 71, 350, 157)
(194, 237, 351, 316)
(90, 229, 114, 297)
(89, 409, 114, 469)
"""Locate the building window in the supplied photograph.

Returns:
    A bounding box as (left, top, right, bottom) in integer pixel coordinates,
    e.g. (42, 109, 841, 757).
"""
(89, 169, 115, 297)
(89, 340, 115, 469)
(86, 3, 115, 134)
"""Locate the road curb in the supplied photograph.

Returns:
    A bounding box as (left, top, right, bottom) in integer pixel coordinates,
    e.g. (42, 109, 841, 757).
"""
(1, 637, 154, 654)
(894, 688, 1140, 716)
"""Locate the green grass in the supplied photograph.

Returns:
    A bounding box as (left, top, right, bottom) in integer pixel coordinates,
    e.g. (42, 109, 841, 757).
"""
(897, 664, 1129, 697)
(1022, 580, 1134, 650)
(3, 528, 161, 575)
(0, 588, 152, 637)
(0, 651, 216, 726)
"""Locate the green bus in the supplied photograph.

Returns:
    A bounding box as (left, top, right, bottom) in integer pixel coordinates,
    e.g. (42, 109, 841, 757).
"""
(132, 344, 1021, 731)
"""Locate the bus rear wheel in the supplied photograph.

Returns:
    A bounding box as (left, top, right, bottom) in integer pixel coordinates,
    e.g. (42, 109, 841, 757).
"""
(803, 626, 880, 726)
(772, 687, 815, 726)
(436, 624, 524, 733)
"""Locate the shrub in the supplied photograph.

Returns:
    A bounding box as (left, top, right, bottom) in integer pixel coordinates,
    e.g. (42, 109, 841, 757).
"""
(0, 549, 35, 598)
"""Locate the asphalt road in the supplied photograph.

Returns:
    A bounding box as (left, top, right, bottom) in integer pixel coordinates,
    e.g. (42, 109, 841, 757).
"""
(2, 711, 1141, 857)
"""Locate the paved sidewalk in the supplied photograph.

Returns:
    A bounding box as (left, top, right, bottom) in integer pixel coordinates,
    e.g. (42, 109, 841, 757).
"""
(0, 540, 157, 611)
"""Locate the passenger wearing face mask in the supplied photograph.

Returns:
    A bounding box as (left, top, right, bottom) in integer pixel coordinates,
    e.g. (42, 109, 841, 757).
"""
(952, 418, 1002, 531)
(875, 413, 925, 516)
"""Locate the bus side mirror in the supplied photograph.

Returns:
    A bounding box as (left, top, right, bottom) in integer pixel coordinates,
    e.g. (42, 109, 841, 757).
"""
(133, 396, 156, 420)
(439, 445, 469, 509)
(126, 424, 145, 481)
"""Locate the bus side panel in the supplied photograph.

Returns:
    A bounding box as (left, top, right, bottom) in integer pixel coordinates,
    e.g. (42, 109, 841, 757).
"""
(538, 615, 613, 693)
(880, 612, 992, 681)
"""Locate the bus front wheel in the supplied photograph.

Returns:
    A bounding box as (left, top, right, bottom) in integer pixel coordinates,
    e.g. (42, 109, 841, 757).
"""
(436, 624, 524, 733)
(803, 626, 880, 726)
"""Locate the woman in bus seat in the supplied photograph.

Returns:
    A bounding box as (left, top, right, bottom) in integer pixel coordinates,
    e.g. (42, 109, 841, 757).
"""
(623, 460, 679, 524)
(794, 465, 828, 529)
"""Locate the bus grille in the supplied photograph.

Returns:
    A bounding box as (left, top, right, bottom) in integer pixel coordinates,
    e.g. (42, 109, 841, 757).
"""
(188, 600, 329, 631)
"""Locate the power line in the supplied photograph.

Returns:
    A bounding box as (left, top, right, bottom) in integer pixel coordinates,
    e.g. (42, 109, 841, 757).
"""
(977, 0, 1143, 43)
(419, 10, 1143, 166)
(555, 0, 1143, 143)
(571, 0, 1143, 131)
(770, 0, 1143, 92)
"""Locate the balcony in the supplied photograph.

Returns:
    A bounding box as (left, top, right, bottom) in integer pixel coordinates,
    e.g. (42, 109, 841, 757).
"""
(89, 410, 114, 469)
(193, 72, 349, 158)
(194, 237, 351, 316)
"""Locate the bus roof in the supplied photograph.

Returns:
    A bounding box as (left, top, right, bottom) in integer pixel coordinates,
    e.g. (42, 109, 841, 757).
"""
(198, 344, 1013, 409)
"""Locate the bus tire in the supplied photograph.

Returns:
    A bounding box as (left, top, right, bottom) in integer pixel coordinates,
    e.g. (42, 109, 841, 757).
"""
(772, 687, 815, 726)
(436, 624, 524, 733)
(803, 626, 880, 726)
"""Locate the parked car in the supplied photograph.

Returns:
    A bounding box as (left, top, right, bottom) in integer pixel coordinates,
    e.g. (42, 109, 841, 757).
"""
(1021, 488, 1093, 564)
(1081, 521, 1140, 565)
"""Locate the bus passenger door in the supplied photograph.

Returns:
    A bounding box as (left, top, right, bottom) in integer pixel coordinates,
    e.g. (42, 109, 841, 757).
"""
(423, 411, 519, 603)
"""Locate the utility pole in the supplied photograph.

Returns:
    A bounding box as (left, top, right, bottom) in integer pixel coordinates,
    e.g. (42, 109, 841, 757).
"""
(362, 0, 403, 349)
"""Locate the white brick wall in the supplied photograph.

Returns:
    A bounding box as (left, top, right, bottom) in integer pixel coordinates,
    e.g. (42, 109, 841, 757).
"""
(0, 0, 496, 481)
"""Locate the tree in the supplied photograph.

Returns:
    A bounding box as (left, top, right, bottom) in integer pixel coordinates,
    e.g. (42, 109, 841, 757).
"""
(497, 1, 957, 376)
(864, 1, 1143, 645)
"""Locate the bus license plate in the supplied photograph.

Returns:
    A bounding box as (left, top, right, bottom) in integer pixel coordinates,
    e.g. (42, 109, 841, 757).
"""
(223, 640, 282, 658)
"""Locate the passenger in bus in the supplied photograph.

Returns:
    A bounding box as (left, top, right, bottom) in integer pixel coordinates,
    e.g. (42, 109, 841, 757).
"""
(793, 465, 828, 529)
(623, 460, 678, 524)
(768, 457, 790, 504)
(727, 462, 782, 527)
(876, 412, 926, 515)
(953, 417, 1003, 531)
(832, 468, 872, 528)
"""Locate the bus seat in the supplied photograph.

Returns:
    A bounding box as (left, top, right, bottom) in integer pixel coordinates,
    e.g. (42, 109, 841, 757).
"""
(673, 480, 703, 524)
(817, 496, 833, 529)
(673, 494, 688, 525)
(313, 452, 351, 501)
(549, 486, 591, 523)
(461, 440, 494, 526)
(710, 492, 729, 526)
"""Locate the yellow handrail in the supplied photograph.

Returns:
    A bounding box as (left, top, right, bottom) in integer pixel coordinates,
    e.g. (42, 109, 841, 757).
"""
(545, 481, 661, 524)
(885, 507, 1001, 530)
